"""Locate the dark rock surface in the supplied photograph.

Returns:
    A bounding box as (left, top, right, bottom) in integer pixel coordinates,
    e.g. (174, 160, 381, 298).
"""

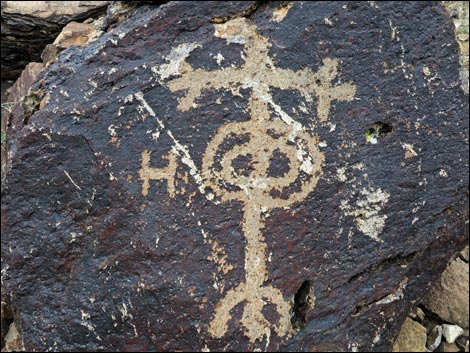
(1, 1, 109, 79)
(1, 1, 468, 351)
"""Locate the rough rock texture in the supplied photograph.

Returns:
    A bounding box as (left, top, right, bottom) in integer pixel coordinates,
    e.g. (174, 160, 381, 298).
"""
(0, 80, 14, 184)
(423, 258, 469, 329)
(41, 21, 103, 66)
(443, 1, 469, 93)
(1, 1, 109, 79)
(392, 317, 427, 352)
(1, 62, 44, 186)
(1, 1, 469, 352)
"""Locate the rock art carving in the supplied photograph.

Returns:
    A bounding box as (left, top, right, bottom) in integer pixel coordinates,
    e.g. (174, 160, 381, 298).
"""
(139, 18, 356, 342)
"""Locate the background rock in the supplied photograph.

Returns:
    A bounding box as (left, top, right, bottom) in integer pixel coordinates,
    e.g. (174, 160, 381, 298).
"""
(393, 318, 427, 352)
(443, 1, 469, 93)
(41, 21, 103, 66)
(423, 258, 469, 329)
(1, 1, 109, 79)
(1, 62, 43, 187)
(1, 1, 469, 352)
(437, 342, 461, 352)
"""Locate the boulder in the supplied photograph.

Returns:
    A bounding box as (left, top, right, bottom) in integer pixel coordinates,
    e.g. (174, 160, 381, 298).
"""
(1, 1, 468, 351)
(1, 1, 109, 79)
(423, 258, 469, 328)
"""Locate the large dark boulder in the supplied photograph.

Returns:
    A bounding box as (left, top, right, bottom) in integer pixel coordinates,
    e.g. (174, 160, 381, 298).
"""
(1, 1, 468, 351)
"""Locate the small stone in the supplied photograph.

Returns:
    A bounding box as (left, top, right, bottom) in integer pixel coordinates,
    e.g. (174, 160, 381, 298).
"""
(461, 246, 469, 262)
(427, 325, 443, 352)
(2, 322, 24, 352)
(437, 342, 461, 352)
(423, 258, 469, 328)
(455, 336, 469, 351)
(442, 324, 464, 344)
(409, 307, 426, 323)
(393, 318, 427, 352)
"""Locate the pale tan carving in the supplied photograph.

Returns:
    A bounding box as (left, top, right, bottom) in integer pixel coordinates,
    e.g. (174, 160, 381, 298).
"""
(139, 150, 178, 197)
(142, 17, 356, 343)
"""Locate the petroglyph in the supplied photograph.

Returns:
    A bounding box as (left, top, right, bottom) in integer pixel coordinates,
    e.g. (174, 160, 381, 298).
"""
(139, 150, 178, 197)
(140, 18, 356, 342)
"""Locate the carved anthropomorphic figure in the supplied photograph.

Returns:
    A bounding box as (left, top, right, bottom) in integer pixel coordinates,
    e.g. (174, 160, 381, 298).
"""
(139, 18, 356, 342)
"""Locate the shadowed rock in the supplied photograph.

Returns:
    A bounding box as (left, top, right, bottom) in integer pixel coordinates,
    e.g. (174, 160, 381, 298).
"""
(1, 1, 109, 79)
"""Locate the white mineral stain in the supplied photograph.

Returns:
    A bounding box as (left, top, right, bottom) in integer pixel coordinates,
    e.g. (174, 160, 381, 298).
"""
(402, 143, 418, 159)
(63, 170, 82, 191)
(215, 53, 224, 66)
(81, 310, 90, 320)
(152, 42, 201, 82)
(375, 281, 406, 305)
(337, 167, 347, 182)
(271, 2, 293, 23)
(341, 187, 390, 242)
(108, 124, 117, 137)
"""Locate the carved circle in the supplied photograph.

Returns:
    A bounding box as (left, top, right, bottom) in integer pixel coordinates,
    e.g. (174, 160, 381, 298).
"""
(202, 119, 325, 209)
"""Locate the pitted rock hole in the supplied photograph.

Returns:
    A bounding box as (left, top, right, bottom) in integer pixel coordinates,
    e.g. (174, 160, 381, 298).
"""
(291, 280, 313, 331)
(367, 121, 393, 141)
